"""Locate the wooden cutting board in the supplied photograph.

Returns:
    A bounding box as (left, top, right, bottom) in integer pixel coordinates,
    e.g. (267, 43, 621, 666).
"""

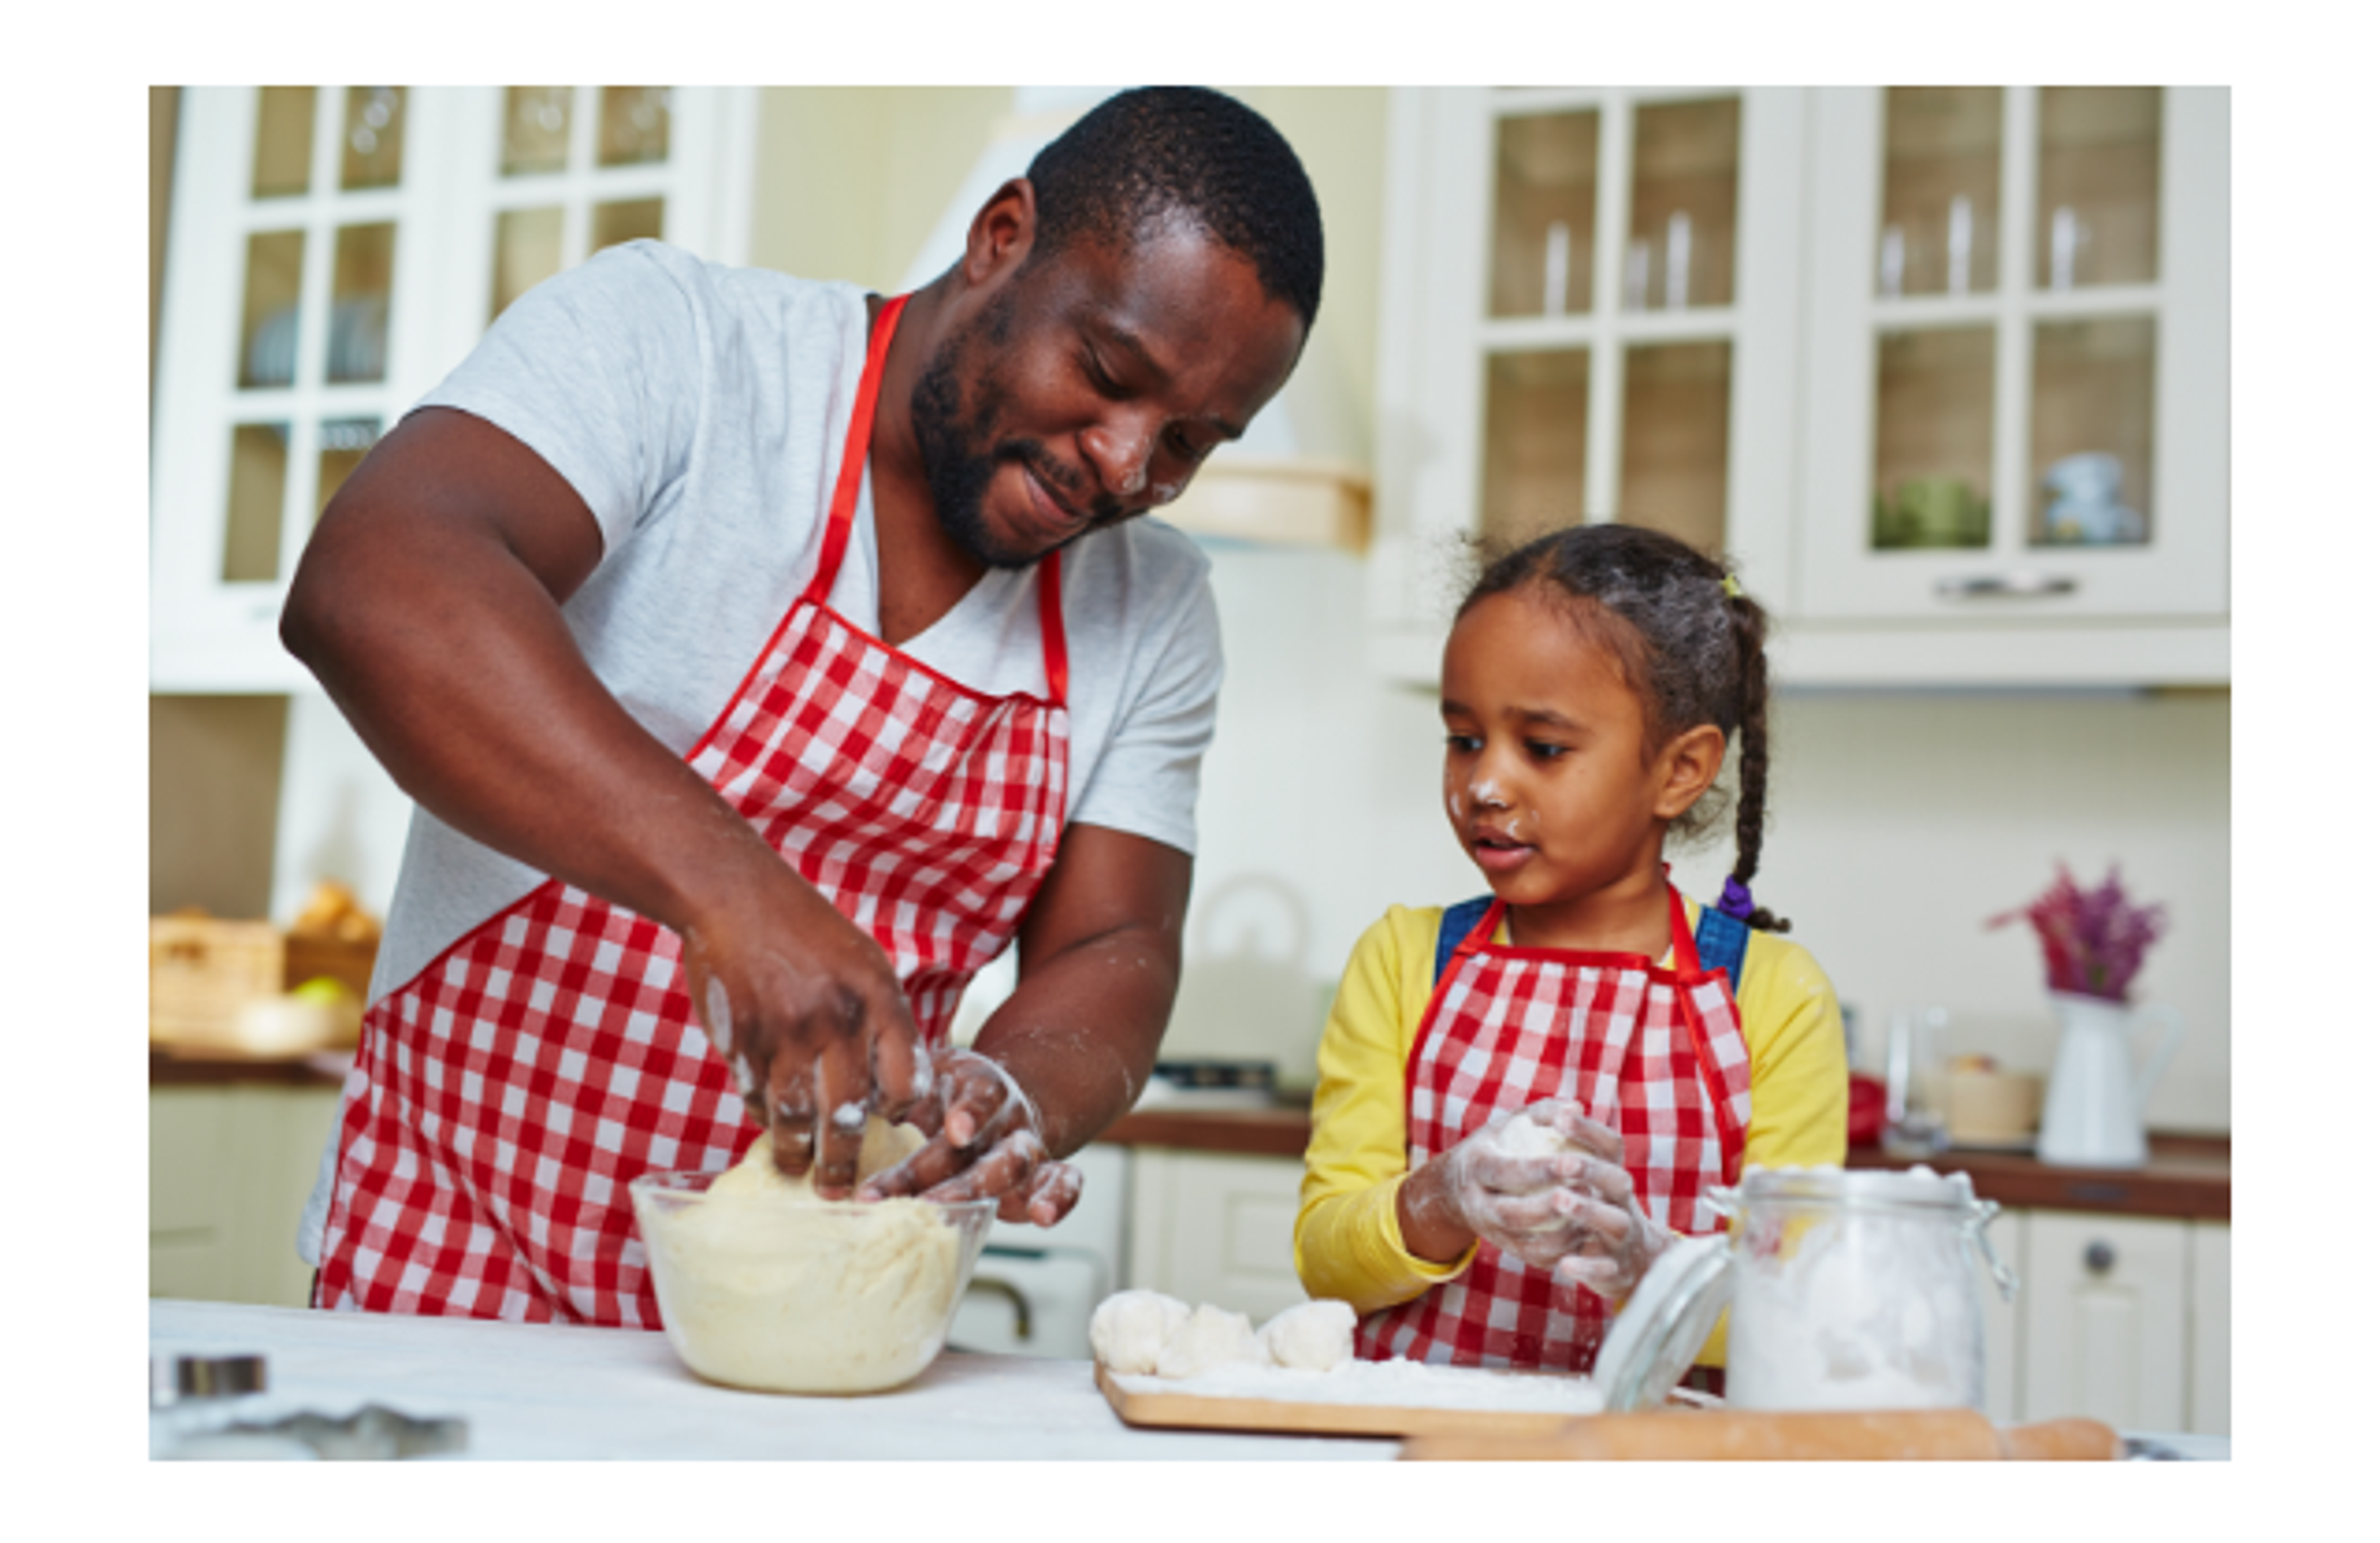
(1400, 1407, 2122, 1461)
(1094, 1365, 1603, 1440)
(1096, 1368, 2120, 1458)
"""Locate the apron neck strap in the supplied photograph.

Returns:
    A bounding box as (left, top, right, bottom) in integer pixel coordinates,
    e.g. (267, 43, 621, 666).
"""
(1457, 896, 1507, 961)
(807, 291, 1070, 709)
(1036, 551, 1069, 706)
(805, 292, 909, 608)
(1464, 886, 1701, 970)
(1667, 882, 1703, 975)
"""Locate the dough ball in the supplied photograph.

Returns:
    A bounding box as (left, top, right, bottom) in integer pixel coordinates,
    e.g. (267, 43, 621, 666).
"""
(1156, 1303, 1263, 1379)
(708, 1119, 926, 1203)
(1494, 1110, 1587, 1160)
(1090, 1290, 1192, 1375)
(1258, 1300, 1357, 1373)
(1492, 1111, 1594, 1231)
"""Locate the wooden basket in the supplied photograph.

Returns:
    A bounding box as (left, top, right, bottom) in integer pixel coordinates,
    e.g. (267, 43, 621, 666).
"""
(283, 933, 379, 1000)
(149, 915, 285, 1048)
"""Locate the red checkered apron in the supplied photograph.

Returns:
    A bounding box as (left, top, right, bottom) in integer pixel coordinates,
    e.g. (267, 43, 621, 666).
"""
(1353, 886, 1752, 1371)
(313, 294, 1072, 1326)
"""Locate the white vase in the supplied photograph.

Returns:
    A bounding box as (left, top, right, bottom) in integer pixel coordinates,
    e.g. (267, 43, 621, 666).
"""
(2034, 991, 2185, 1169)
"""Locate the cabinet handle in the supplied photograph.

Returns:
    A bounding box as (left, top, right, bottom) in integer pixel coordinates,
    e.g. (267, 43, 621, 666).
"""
(1934, 571, 2079, 600)
(2083, 1239, 2117, 1275)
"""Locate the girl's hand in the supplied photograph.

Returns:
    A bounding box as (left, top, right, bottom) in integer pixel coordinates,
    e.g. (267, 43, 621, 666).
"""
(1399, 1099, 1629, 1271)
(855, 1047, 1084, 1226)
(1540, 1117, 1673, 1299)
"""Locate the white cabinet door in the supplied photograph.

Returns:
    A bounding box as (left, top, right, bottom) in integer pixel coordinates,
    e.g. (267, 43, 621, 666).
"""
(1126, 1149, 1310, 1324)
(2187, 1221, 2230, 1436)
(1366, 86, 1807, 687)
(149, 1085, 343, 1308)
(1977, 1207, 2024, 1423)
(149, 1089, 244, 1301)
(2017, 1210, 2188, 1430)
(1796, 88, 2228, 630)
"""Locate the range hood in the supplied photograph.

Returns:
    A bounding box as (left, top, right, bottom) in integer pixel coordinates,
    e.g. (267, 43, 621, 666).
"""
(902, 88, 1370, 552)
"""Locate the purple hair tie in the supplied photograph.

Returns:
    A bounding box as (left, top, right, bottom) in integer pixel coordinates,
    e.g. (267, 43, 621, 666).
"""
(1717, 877, 1756, 921)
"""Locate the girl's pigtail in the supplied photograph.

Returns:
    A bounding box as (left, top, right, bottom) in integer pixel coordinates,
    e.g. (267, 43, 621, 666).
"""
(1727, 594, 1789, 934)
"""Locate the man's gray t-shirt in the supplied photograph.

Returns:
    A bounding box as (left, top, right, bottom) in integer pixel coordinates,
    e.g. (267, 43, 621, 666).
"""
(298, 240, 1224, 1265)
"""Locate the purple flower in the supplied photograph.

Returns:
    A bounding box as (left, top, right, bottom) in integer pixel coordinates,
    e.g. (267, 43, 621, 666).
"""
(1987, 863, 2169, 1003)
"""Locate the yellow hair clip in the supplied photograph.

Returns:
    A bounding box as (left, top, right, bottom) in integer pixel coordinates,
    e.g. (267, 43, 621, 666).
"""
(1721, 574, 1742, 599)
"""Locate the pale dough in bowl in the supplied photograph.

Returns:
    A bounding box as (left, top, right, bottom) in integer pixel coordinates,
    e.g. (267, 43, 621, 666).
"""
(637, 1120, 969, 1395)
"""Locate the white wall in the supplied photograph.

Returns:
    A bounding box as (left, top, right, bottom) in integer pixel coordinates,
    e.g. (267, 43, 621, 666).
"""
(1178, 542, 2231, 1134)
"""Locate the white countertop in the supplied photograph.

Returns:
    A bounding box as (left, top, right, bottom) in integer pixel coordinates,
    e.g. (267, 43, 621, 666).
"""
(148, 1299, 1399, 1461)
(149, 1299, 2228, 1462)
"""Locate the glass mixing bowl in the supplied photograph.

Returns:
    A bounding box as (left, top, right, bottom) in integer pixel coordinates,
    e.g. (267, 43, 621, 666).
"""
(630, 1169, 997, 1396)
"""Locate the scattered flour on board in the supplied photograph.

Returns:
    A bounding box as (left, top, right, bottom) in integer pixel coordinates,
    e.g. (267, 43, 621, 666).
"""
(1112, 1357, 1606, 1413)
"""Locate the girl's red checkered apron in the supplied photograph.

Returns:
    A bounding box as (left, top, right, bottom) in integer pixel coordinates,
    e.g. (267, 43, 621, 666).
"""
(1354, 886, 1752, 1371)
(314, 294, 1072, 1326)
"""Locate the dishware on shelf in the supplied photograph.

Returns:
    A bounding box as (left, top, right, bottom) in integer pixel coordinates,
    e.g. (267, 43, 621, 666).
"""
(2034, 993, 2185, 1169)
(1874, 476, 1988, 549)
(2039, 451, 2144, 546)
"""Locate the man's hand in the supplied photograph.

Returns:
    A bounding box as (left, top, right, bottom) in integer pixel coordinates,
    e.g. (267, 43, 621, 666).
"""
(857, 1047, 1084, 1225)
(680, 865, 928, 1200)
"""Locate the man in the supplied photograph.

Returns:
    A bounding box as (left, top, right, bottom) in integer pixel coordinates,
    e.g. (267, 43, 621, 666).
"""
(283, 87, 1322, 1325)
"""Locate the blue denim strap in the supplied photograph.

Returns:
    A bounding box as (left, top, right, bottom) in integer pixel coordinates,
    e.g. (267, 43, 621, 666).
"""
(1433, 896, 1496, 985)
(1693, 902, 1751, 996)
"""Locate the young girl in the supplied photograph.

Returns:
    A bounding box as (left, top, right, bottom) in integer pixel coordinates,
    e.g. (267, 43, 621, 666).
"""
(1295, 523, 1847, 1376)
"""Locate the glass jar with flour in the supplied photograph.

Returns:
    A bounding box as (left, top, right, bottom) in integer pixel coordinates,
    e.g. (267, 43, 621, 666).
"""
(1592, 1165, 2018, 1413)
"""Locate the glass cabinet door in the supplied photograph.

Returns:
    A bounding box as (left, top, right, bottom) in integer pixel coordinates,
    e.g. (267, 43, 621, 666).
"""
(1471, 90, 1750, 556)
(152, 87, 433, 689)
(154, 87, 756, 689)
(480, 86, 676, 325)
(1368, 88, 1803, 665)
(1798, 87, 2227, 621)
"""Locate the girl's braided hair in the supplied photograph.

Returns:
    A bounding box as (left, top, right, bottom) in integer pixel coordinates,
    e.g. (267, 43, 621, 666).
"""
(1461, 522, 1788, 933)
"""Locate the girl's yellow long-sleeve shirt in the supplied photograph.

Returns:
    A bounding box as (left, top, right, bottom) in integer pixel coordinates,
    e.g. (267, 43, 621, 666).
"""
(1294, 899, 1848, 1343)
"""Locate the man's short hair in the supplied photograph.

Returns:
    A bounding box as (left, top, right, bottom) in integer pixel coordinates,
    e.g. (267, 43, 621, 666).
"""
(1025, 87, 1324, 331)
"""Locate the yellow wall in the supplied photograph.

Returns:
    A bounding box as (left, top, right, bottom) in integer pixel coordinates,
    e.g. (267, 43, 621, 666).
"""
(1226, 87, 1386, 468)
(746, 86, 1389, 475)
(749, 88, 1012, 292)
(151, 694, 289, 917)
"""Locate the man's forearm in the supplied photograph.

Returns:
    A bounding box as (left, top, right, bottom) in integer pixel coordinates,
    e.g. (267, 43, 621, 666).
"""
(968, 920, 1178, 1158)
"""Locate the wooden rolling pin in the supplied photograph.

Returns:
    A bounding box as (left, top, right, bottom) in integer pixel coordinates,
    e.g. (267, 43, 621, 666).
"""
(1402, 1408, 2120, 1461)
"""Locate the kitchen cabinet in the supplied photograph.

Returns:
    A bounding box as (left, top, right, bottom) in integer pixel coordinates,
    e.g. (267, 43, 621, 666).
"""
(2016, 1208, 2192, 1432)
(1977, 1214, 2022, 1423)
(1125, 1149, 1310, 1325)
(1367, 87, 2228, 688)
(1370, 87, 1806, 684)
(2186, 1221, 2230, 1436)
(151, 86, 757, 692)
(1799, 90, 2226, 622)
(149, 1084, 342, 1308)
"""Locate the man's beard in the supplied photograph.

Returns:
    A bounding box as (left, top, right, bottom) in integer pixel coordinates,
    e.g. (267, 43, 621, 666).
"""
(909, 292, 1117, 569)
